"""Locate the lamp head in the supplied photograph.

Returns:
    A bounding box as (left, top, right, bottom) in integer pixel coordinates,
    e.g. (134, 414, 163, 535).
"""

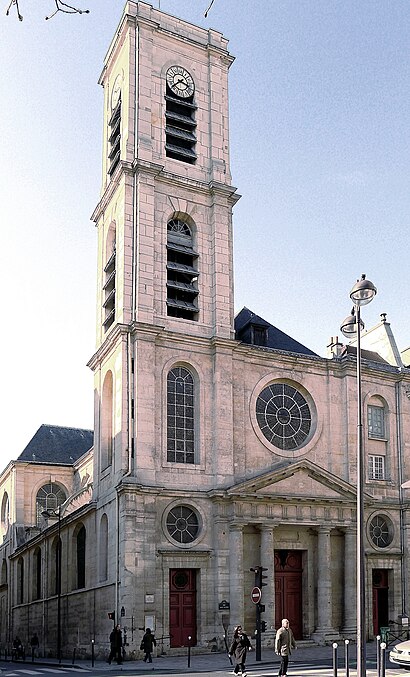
(350, 274, 377, 307)
(340, 308, 365, 338)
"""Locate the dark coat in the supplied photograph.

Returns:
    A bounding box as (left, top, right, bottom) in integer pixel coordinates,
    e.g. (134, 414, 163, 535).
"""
(141, 631, 156, 652)
(229, 632, 252, 662)
(110, 628, 123, 649)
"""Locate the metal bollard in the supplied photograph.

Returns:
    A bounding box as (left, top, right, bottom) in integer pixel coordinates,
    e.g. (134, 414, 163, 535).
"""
(72, 647, 76, 664)
(376, 635, 381, 677)
(344, 639, 349, 677)
(91, 640, 95, 668)
(380, 642, 386, 677)
(333, 642, 338, 677)
(187, 635, 191, 668)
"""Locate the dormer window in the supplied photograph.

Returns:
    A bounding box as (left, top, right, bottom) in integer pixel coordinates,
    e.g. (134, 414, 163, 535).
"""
(251, 325, 268, 347)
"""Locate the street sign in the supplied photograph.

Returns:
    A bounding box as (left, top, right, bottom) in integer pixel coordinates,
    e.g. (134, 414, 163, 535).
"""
(251, 586, 262, 604)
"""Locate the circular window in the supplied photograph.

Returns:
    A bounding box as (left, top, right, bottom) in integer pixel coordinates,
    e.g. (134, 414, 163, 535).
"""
(172, 571, 189, 589)
(369, 514, 393, 548)
(166, 505, 199, 544)
(256, 383, 312, 450)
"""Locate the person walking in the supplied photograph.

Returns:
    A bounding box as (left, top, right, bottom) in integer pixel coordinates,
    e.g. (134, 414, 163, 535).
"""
(30, 633, 39, 659)
(140, 627, 156, 663)
(108, 624, 123, 665)
(228, 625, 252, 677)
(275, 618, 296, 677)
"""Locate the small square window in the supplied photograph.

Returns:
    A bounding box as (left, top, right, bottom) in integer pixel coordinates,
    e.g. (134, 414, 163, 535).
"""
(368, 455, 385, 480)
(368, 405, 385, 439)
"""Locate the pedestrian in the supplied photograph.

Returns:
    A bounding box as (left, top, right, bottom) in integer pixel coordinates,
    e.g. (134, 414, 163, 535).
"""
(30, 632, 39, 658)
(13, 637, 24, 660)
(228, 625, 252, 677)
(108, 624, 123, 665)
(275, 618, 296, 677)
(140, 627, 156, 663)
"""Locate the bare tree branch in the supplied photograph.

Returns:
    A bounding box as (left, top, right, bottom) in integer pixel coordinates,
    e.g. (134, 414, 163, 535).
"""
(6, 0, 23, 21)
(5, 0, 89, 21)
(45, 0, 89, 20)
(204, 0, 216, 18)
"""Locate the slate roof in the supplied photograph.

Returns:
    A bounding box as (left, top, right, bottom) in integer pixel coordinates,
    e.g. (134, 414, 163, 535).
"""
(341, 345, 390, 365)
(18, 424, 94, 464)
(235, 307, 318, 357)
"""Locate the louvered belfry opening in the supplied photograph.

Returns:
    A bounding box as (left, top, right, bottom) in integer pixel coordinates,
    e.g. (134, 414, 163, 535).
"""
(166, 219, 199, 320)
(165, 90, 197, 164)
(103, 244, 116, 331)
(108, 97, 121, 176)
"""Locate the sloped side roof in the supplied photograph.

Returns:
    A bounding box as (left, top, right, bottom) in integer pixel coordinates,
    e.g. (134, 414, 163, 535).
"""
(341, 344, 390, 365)
(18, 424, 94, 464)
(235, 307, 318, 357)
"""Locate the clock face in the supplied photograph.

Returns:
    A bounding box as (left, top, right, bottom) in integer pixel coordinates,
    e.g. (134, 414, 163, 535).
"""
(111, 75, 122, 110)
(166, 66, 195, 99)
(256, 382, 312, 451)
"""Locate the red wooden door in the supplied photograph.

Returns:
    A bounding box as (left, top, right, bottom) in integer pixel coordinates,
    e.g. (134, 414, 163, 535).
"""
(169, 569, 197, 647)
(274, 550, 303, 639)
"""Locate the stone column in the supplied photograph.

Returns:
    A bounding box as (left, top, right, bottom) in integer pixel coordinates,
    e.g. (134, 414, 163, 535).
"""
(342, 527, 357, 635)
(313, 527, 337, 642)
(229, 524, 245, 624)
(260, 525, 275, 628)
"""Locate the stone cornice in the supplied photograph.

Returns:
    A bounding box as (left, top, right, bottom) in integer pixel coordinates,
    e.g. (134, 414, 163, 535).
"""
(87, 323, 130, 370)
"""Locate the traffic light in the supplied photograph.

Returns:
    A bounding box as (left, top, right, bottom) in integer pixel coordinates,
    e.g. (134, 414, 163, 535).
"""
(259, 566, 268, 588)
(250, 566, 268, 589)
(260, 621, 267, 633)
(108, 611, 115, 621)
(257, 603, 265, 613)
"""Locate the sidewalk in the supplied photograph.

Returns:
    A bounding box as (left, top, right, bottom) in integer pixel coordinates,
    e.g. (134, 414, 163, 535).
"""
(6, 641, 393, 675)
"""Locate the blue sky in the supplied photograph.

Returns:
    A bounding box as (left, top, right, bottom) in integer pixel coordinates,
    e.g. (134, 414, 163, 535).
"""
(1, 0, 409, 463)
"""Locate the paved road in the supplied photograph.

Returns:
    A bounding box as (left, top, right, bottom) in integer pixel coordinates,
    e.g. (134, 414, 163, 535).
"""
(0, 643, 408, 677)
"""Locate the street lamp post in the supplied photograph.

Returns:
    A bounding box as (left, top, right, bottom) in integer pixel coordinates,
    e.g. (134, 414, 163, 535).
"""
(42, 508, 62, 664)
(340, 274, 377, 677)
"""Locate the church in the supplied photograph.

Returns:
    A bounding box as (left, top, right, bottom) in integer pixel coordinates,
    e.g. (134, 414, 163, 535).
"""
(1, 0, 410, 659)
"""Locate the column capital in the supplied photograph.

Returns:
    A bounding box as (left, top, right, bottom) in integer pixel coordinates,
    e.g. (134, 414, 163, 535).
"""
(229, 522, 246, 532)
(259, 524, 277, 532)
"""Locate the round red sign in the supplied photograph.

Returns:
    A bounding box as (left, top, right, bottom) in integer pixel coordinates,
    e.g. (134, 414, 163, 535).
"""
(251, 586, 261, 604)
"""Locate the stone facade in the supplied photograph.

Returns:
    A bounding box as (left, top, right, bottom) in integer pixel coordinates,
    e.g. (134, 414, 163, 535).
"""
(1, 0, 410, 661)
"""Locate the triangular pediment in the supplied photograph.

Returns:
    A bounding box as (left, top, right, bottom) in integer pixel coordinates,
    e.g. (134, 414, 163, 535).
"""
(226, 459, 367, 503)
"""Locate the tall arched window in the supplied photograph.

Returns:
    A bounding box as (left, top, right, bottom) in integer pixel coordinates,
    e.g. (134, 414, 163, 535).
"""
(101, 371, 114, 470)
(167, 366, 195, 464)
(76, 526, 86, 589)
(1, 492, 9, 537)
(36, 483, 66, 526)
(33, 547, 42, 600)
(50, 535, 61, 596)
(1, 558, 7, 585)
(99, 514, 108, 582)
(17, 557, 24, 604)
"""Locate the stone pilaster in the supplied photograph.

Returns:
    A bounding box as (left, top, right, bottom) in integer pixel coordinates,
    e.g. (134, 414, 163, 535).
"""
(342, 527, 357, 636)
(260, 525, 275, 628)
(312, 527, 338, 643)
(229, 524, 245, 624)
